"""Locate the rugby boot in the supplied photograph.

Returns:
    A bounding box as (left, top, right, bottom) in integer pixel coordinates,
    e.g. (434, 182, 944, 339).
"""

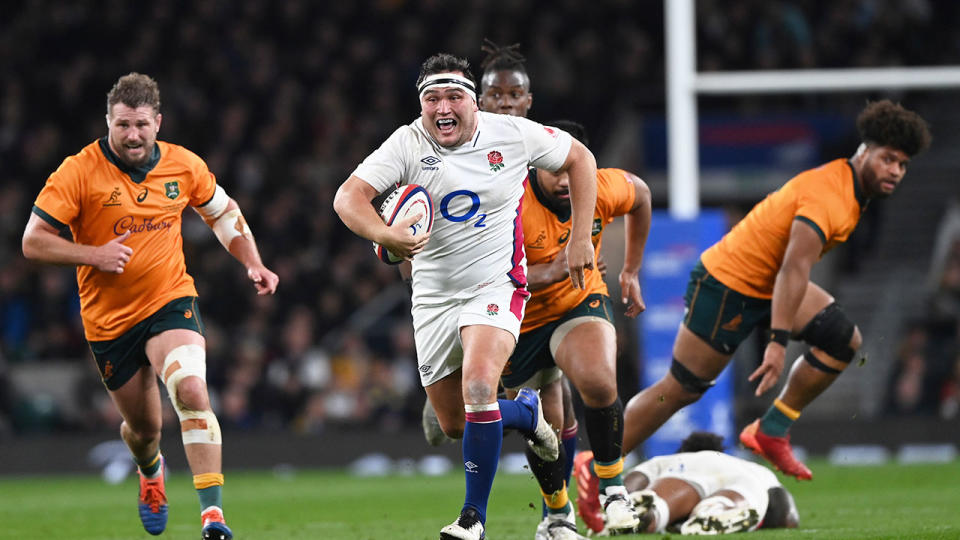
(201, 506, 233, 540)
(137, 458, 168, 535)
(515, 388, 560, 462)
(440, 507, 485, 540)
(572, 451, 604, 534)
(740, 419, 812, 480)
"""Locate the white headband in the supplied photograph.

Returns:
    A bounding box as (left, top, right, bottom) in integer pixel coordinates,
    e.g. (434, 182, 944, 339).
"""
(417, 72, 477, 102)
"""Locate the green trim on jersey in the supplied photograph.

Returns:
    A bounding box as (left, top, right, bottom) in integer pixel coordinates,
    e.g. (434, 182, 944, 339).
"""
(97, 137, 161, 184)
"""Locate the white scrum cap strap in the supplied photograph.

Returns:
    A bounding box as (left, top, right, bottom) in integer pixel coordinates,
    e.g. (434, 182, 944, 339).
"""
(418, 72, 477, 102)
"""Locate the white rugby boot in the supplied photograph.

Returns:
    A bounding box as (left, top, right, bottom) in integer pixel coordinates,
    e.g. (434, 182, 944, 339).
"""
(440, 507, 485, 540)
(534, 510, 588, 540)
(679, 496, 759, 535)
(598, 485, 640, 535)
(514, 388, 559, 462)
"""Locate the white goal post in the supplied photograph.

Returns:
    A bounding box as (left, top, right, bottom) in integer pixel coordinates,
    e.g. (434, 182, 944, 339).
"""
(665, 0, 960, 219)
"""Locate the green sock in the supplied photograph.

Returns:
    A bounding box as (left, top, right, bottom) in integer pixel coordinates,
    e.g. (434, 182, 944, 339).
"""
(759, 405, 794, 437)
(547, 501, 574, 516)
(136, 452, 162, 478)
(198, 486, 222, 511)
(594, 458, 624, 492)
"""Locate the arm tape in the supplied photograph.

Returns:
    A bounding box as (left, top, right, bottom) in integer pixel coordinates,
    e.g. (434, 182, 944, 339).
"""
(195, 185, 230, 220)
(211, 208, 252, 249)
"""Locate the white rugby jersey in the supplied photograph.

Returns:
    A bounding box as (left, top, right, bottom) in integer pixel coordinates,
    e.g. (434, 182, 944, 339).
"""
(353, 111, 573, 304)
(633, 450, 780, 496)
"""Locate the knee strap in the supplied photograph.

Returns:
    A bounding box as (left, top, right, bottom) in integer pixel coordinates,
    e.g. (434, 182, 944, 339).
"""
(802, 350, 843, 375)
(670, 358, 715, 394)
(162, 344, 222, 445)
(797, 303, 856, 363)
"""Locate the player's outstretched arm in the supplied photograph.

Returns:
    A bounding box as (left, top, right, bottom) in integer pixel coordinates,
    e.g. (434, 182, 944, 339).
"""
(333, 175, 429, 260)
(22, 213, 133, 273)
(749, 220, 822, 395)
(619, 172, 652, 318)
(558, 139, 598, 289)
(194, 187, 278, 295)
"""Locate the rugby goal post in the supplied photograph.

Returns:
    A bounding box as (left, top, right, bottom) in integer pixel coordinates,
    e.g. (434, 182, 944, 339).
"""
(666, 0, 960, 219)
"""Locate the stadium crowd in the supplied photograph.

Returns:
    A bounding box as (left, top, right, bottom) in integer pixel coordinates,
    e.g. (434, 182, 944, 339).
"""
(1, 0, 958, 438)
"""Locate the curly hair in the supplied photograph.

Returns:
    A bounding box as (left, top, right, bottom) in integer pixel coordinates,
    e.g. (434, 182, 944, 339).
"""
(106, 72, 160, 115)
(677, 431, 725, 453)
(479, 38, 528, 77)
(857, 100, 931, 157)
(416, 53, 475, 89)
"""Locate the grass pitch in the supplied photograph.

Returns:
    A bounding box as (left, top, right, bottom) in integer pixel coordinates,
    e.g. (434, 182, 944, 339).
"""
(0, 459, 958, 539)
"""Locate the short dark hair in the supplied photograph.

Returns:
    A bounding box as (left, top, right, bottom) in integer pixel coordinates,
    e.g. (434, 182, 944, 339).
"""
(677, 431, 725, 453)
(547, 120, 589, 146)
(479, 39, 528, 81)
(857, 100, 931, 157)
(416, 53, 475, 88)
(106, 72, 160, 116)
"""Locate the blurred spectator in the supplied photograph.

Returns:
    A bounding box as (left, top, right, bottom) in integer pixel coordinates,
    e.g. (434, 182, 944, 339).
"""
(2, 0, 959, 436)
(884, 321, 934, 415)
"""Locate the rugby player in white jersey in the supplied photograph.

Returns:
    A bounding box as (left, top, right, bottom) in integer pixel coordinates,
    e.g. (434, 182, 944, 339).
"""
(334, 52, 598, 540)
(578, 432, 799, 535)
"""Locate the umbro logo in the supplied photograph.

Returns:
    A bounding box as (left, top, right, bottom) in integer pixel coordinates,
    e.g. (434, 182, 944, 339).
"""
(421, 155, 441, 170)
(464, 461, 479, 474)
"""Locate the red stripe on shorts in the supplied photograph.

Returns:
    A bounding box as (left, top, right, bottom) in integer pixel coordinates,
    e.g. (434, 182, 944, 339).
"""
(510, 287, 530, 321)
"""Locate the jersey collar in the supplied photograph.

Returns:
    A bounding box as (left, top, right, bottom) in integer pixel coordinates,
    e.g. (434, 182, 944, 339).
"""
(845, 159, 869, 210)
(98, 137, 161, 184)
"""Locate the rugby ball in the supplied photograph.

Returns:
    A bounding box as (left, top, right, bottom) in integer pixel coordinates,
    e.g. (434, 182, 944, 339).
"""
(373, 184, 434, 264)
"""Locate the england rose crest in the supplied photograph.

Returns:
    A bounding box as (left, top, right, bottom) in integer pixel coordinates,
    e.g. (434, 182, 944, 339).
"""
(487, 151, 504, 172)
(487, 303, 499, 316)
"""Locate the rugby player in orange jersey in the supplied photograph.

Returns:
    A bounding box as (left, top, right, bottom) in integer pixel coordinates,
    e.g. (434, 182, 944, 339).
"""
(22, 73, 278, 540)
(617, 100, 931, 481)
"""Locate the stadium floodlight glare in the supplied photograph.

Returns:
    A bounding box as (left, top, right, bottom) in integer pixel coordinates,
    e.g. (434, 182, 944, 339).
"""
(664, 0, 960, 219)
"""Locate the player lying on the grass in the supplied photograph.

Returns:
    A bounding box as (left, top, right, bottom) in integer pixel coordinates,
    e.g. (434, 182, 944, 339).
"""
(334, 52, 598, 540)
(576, 432, 799, 535)
(22, 73, 279, 540)
(613, 100, 931, 481)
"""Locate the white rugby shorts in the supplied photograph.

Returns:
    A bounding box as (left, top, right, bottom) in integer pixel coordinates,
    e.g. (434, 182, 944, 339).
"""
(412, 281, 530, 387)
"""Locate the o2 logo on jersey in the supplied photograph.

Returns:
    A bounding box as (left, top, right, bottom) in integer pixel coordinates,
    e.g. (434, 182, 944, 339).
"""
(440, 189, 487, 228)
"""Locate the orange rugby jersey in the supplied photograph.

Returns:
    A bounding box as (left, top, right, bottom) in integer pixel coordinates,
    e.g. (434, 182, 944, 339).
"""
(521, 167, 636, 332)
(701, 158, 867, 299)
(33, 138, 217, 340)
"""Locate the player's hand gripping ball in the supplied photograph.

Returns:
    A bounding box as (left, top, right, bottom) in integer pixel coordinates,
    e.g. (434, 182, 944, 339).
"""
(373, 184, 434, 264)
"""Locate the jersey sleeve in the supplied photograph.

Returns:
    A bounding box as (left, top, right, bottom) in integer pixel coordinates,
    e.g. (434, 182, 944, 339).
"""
(352, 126, 411, 193)
(515, 117, 573, 172)
(596, 168, 637, 219)
(33, 155, 84, 229)
(632, 456, 666, 482)
(186, 152, 218, 207)
(792, 173, 841, 245)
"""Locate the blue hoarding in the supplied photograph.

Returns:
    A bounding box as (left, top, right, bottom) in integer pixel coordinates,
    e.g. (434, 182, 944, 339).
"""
(637, 209, 732, 458)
